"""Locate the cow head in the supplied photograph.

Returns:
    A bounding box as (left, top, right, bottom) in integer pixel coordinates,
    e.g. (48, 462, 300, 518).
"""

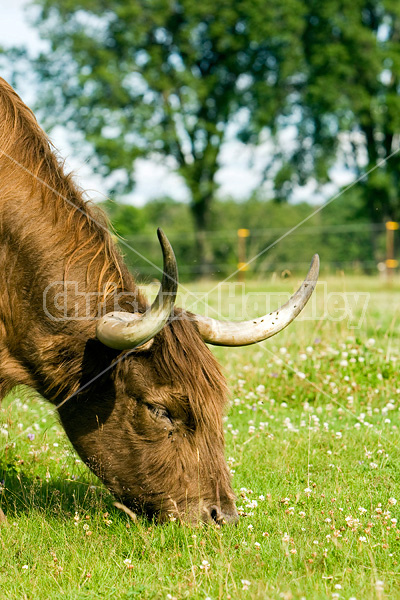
(59, 230, 319, 524)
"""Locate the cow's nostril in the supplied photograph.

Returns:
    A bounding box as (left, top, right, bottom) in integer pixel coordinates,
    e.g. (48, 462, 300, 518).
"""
(206, 504, 239, 525)
(210, 506, 220, 523)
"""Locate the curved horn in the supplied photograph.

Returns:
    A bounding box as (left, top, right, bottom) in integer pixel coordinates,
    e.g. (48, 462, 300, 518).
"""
(194, 254, 319, 347)
(96, 228, 178, 350)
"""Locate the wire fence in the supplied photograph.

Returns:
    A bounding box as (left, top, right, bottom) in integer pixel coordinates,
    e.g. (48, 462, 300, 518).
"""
(117, 222, 395, 280)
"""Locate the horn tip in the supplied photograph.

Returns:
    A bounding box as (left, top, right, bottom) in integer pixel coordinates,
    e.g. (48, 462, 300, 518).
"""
(157, 228, 171, 254)
(308, 254, 320, 282)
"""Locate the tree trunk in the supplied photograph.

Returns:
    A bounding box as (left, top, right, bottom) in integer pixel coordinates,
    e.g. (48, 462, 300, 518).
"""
(190, 195, 214, 278)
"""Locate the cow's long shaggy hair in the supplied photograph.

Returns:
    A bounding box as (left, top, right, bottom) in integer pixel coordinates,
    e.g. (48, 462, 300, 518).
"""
(0, 77, 126, 294)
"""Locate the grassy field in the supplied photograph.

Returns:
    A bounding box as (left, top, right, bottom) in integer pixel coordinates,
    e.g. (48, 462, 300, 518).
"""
(0, 274, 400, 599)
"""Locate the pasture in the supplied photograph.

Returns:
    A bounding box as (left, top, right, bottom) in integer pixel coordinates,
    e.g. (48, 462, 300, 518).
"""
(0, 274, 399, 599)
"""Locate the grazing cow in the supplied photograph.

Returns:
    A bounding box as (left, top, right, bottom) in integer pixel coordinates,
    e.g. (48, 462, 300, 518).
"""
(0, 78, 319, 523)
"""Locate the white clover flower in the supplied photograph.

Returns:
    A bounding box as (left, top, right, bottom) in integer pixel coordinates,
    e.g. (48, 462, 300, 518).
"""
(200, 560, 210, 572)
(388, 498, 397, 505)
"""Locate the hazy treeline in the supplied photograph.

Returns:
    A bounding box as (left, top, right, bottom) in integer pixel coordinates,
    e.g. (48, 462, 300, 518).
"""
(101, 189, 386, 281)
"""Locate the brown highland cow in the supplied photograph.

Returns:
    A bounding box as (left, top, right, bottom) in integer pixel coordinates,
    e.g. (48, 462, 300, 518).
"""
(0, 78, 318, 523)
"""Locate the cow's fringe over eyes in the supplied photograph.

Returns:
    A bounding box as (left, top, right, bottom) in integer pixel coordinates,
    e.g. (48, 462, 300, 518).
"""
(153, 311, 227, 429)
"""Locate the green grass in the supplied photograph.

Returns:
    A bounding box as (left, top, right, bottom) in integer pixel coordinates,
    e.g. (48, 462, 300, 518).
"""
(1, 275, 400, 599)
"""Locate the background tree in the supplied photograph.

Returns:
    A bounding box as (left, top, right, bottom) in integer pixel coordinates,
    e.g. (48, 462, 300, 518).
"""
(277, 0, 400, 224)
(30, 0, 305, 273)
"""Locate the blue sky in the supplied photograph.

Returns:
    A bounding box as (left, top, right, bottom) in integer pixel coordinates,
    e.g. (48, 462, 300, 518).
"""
(0, 1, 353, 206)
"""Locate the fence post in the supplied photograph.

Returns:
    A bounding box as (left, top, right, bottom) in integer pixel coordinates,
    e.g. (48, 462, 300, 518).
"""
(386, 221, 399, 281)
(237, 228, 250, 282)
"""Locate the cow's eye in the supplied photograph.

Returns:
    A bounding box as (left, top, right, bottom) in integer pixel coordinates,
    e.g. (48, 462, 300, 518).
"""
(146, 403, 172, 423)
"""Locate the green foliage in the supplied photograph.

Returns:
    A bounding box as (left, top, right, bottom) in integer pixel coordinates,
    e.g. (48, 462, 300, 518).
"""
(292, 1, 400, 220)
(102, 200, 148, 238)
